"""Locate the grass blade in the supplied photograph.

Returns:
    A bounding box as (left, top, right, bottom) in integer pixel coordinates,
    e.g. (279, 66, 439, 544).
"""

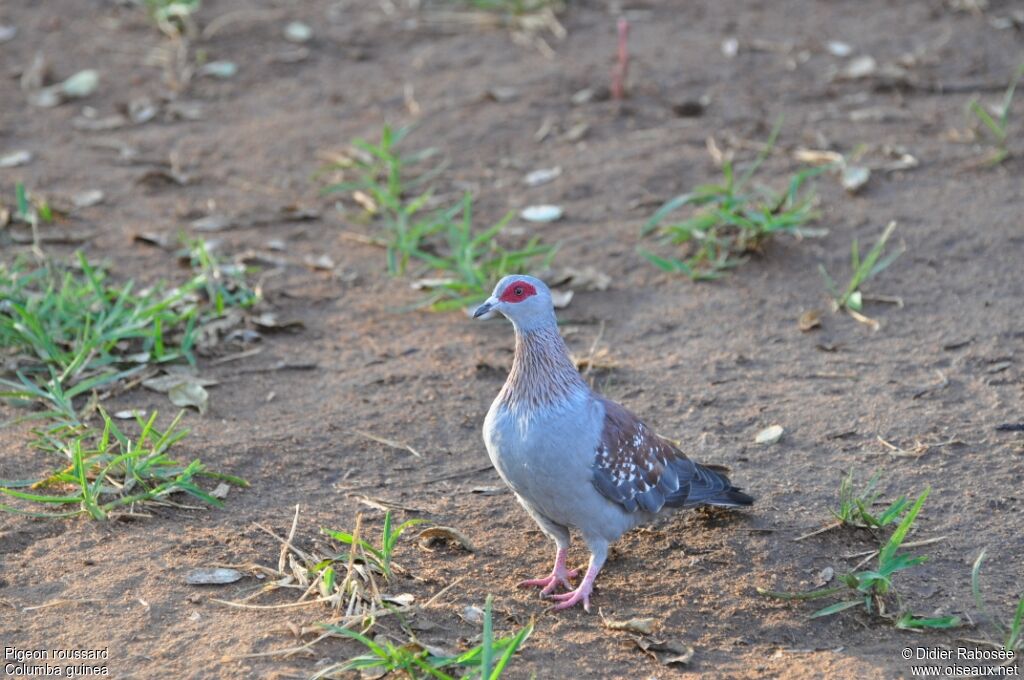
(481, 595, 494, 679)
(810, 600, 863, 618)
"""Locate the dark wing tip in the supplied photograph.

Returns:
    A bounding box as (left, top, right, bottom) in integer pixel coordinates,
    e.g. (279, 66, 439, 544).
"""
(710, 487, 755, 507)
(665, 460, 755, 509)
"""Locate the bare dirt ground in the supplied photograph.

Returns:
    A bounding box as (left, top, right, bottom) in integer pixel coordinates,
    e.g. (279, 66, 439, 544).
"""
(2, 1, 1023, 678)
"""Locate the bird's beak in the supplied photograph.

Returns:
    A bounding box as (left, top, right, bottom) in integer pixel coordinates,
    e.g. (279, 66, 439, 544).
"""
(473, 297, 497, 319)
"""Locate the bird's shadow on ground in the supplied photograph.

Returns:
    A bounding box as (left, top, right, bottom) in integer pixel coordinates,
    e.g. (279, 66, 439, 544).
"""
(687, 505, 757, 529)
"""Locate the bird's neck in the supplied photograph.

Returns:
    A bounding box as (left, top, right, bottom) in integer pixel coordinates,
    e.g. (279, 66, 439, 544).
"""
(499, 323, 587, 411)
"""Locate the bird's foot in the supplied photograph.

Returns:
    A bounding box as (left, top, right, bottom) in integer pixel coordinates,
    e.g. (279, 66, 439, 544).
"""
(517, 566, 579, 595)
(549, 581, 593, 612)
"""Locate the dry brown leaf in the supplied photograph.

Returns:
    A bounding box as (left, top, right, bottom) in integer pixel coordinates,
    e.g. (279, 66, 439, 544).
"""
(192, 215, 235, 232)
(486, 87, 519, 103)
(0, 150, 33, 168)
(382, 593, 415, 607)
(601, 613, 656, 635)
(143, 372, 217, 414)
(523, 167, 561, 187)
(72, 190, 104, 208)
(550, 289, 574, 309)
(133, 232, 170, 249)
(304, 254, 335, 271)
(573, 347, 617, 373)
(798, 309, 822, 332)
(169, 382, 209, 414)
(841, 165, 871, 193)
(630, 634, 695, 666)
(251, 312, 304, 331)
(520, 205, 563, 222)
(352, 190, 378, 213)
(793, 148, 843, 166)
(755, 425, 784, 445)
(142, 373, 219, 392)
(20, 51, 49, 92)
(196, 309, 246, 351)
(470, 486, 503, 495)
(137, 168, 192, 187)
(564, 122, 589, 142)
(462, 605, 484, 624)
(186, 568, 242, 585)
(418, 526, 475, 552)
(540, 266, 611, 292)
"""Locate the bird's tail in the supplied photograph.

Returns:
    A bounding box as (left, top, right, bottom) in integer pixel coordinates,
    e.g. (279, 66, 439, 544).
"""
(673, 462, 754, 508)
(704, 486, 755, 508)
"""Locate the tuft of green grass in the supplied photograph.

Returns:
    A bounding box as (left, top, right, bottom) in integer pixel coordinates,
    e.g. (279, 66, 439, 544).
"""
(0, 253, 201, 426)
(640, 120, 825, 280)
(1, 247, 257, 428)
(0, 409, 246, 519)
(9, 182, 53, 256)
(832, 470, 909, 530)
(182, 237, 260, 314)
(971, 549, 1024, 653)
(1, 238, 254, 521)
(322, 510, 428, 580)
(12, 182, 53, 228)
(322, 124, 444, 276)
(321, 595, 534, 680)
(760, 487, 960, 630)
(967, 63, 1024, 166)
(322, 126, 555, 311)
(214, 509, 427, 619)
(819, 220, 903, 316)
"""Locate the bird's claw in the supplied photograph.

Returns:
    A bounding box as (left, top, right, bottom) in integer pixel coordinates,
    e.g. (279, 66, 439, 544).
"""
(517, 567, 579, 595)
(549, 584, 592, 612)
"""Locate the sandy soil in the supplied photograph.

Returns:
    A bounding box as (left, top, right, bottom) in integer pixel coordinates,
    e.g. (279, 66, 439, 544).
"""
(1, 1, 1023, 678)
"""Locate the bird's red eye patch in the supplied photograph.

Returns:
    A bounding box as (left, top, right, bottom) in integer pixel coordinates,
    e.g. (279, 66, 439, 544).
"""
(499, 280, 537, 303)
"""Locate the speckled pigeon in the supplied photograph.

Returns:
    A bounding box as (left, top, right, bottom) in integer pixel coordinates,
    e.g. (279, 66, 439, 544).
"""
(473, 275, 753, 611)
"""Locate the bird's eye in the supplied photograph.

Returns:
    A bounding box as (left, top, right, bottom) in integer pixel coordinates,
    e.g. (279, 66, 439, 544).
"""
(498, 280, 536, 303)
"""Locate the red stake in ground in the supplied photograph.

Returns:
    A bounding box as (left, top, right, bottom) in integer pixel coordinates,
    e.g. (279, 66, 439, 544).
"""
(611, 17, 630, 100)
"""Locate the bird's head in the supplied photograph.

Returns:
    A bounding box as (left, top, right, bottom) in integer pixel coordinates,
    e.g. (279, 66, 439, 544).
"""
(473, 275, 556, 331)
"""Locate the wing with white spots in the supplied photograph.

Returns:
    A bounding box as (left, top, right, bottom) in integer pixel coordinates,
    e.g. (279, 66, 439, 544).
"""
(590, 397, 748, 513)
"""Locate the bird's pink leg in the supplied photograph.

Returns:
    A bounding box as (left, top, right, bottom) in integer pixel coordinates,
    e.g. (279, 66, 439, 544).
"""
(517, 547, 578, 595)
(549, 550, 606, 612)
